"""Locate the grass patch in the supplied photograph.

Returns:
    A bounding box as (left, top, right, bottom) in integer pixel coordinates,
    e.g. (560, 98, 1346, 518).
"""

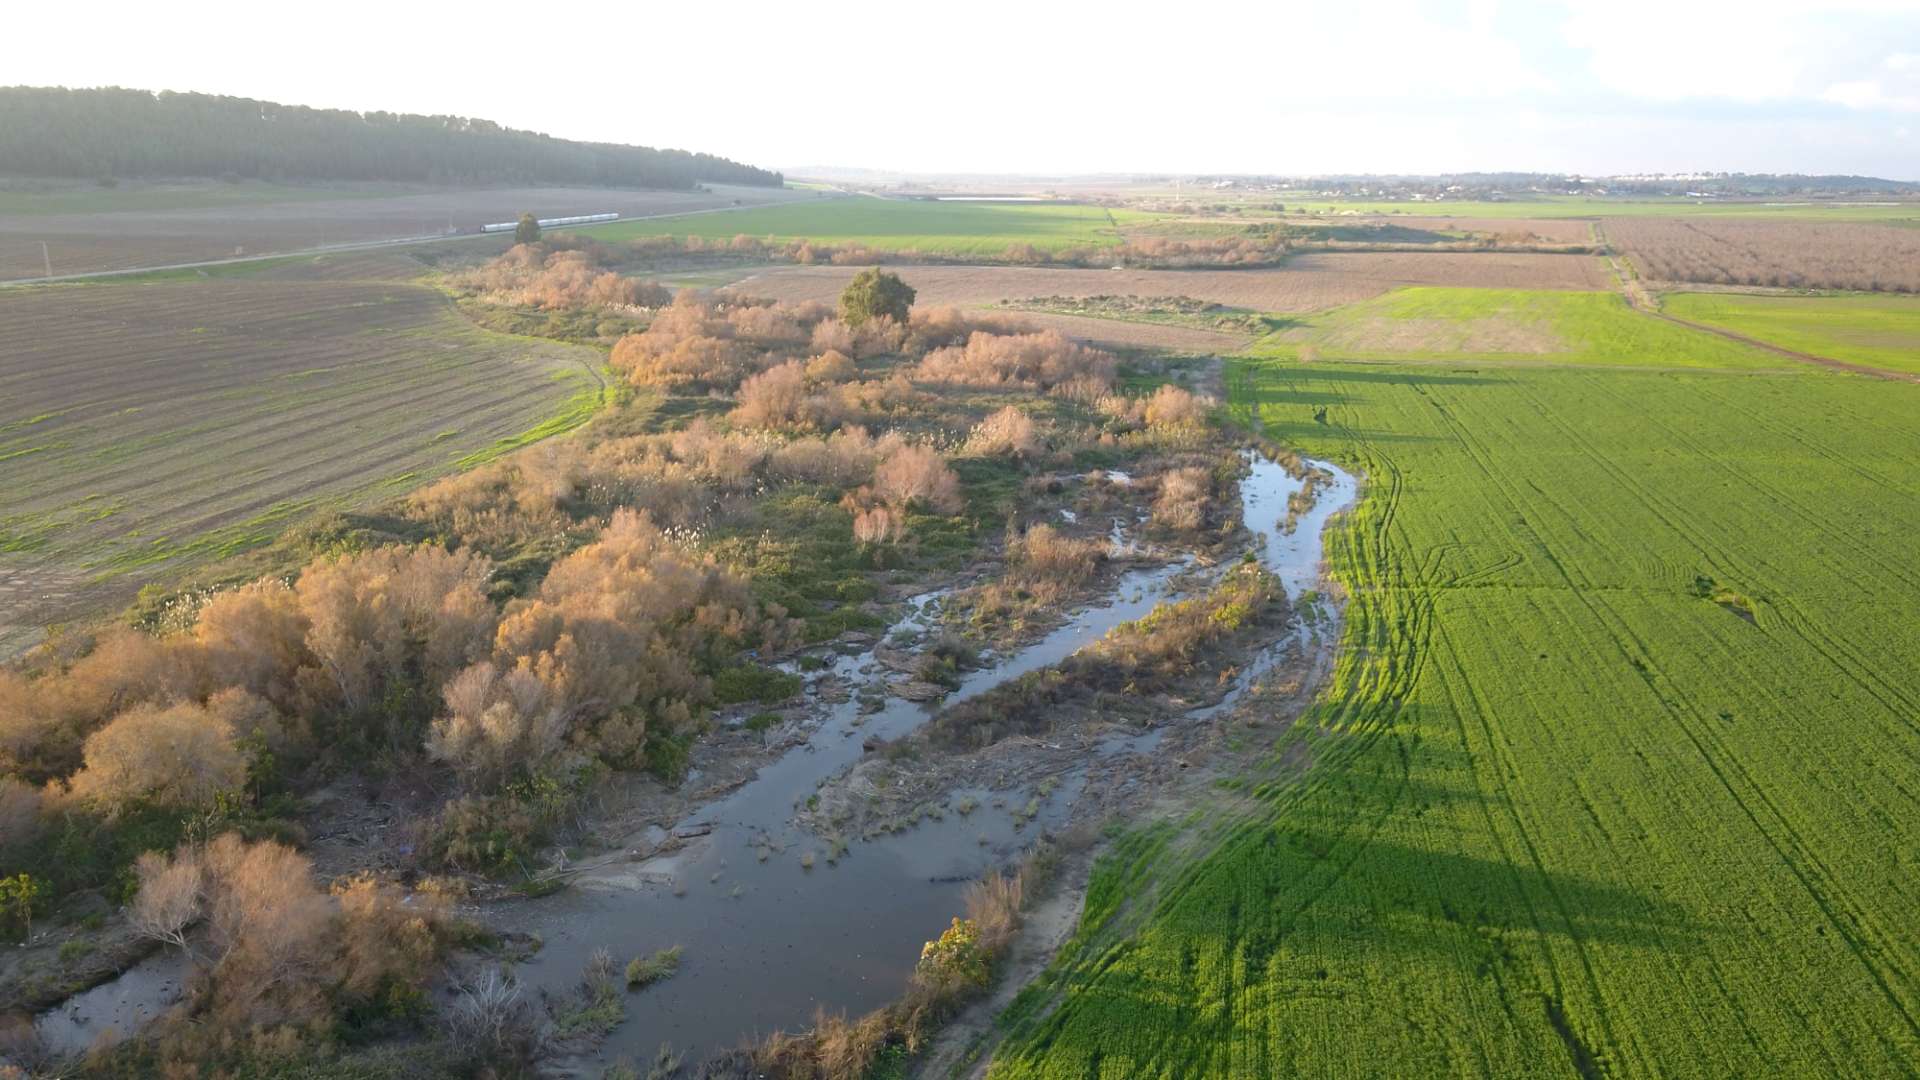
(569, 198, 1164, 255)
(991, 327, 1920, 1077)
(1249, 286, 1788, 369)
(1662, 291, 1920, 374)
(624, 946, 683, 989)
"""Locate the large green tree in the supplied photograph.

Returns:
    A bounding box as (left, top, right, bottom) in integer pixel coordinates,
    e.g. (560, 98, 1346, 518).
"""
(838, 269, 916, 327)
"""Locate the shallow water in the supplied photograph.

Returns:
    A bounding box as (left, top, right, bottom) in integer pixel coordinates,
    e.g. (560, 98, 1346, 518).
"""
(35, 951, 187, 1056)
(517, 560, 1190, 1063)
(39, 453, 1359, 1064)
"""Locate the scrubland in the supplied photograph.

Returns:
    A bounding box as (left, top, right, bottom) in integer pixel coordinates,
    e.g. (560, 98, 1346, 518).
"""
(0, 246, 1241, 1076)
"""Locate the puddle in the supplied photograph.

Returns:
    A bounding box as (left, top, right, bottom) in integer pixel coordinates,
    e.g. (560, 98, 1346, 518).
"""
(34, 951, 188, 1056)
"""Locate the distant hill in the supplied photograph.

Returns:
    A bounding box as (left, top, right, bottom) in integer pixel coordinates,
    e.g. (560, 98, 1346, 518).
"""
(0, 86, 782, 190)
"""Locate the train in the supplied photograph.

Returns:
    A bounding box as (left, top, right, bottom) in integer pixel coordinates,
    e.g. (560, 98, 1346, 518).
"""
(479, 212, 620, 234)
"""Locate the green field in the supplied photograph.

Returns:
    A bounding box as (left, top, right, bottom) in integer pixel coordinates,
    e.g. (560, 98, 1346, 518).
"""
(1663, 292, 1920, 375)
(991, 307, 1920, 1076)
(1271, 196, 1920, 223)
(570, 197, 1163, 253)
(1254, 287, 1785, 369)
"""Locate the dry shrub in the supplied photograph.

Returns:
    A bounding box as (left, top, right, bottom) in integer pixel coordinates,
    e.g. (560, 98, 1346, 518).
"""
(131, 836, 453, 1035)
(965, 405, 1044, 458)
(873, 443, 962, 514)
(64, 697, 250, 817)
(196, 835, 334, 1023)
(768, 425, 892, 487)
(731, 359, 851, 431)
(1152, 467, 1213, 531)
(1141, 384, 1213, 428)
(851, 505, 905, 546)
(810, 316, 903, 359)
(611, 296, 833, 392)
(483, 509, 767, 771)
(427, 661, 567, 786)
(192, 581, 311, 706)
(455, 244, 670, 310)
(131, 848, 202, 950)
(1013, 525, 1103, 589)
(805, 348, 858, 383)
(331, 875, 453, 1003)
(1, 631, 202, 782)
(296, 546, 496, 718)
(914, 330, 1115, 399)
(965, 869, 1025, 956)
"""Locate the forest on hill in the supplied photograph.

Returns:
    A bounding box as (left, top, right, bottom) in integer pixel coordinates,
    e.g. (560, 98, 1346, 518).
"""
(0, 87, 783, 189)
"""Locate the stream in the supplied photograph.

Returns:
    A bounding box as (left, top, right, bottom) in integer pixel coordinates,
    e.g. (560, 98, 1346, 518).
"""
(34, 453, 1359, 1067)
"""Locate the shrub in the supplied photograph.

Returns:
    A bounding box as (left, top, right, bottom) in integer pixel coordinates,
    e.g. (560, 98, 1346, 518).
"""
(1141, 384, 1213, 428)
(295, 545, 496, 725)
(805, 349, 858, 383)
(731, 359, 847, 431)
(914, 330, 1115, 398)
(427, 661, 568, 787)
(444, 968, 544, 1073)
(873, 443, 962, 514)
(965, 406, 1044, 458)
(839, 268, 916, 327)
(1013, 524, 1103, 588)
(64, 698, 250, 817)
(1151, 466, 1213, 531)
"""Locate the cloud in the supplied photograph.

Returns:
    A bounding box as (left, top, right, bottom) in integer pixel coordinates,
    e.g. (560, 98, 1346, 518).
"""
(1560, 0, 1920, 105)
(1822, 52, 1920, 111)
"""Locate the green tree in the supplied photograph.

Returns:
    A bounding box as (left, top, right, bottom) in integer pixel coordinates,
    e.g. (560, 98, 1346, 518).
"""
(838, 268, 915, 327)
(514, 213, 541, 245)
(1, 873, 42, 940)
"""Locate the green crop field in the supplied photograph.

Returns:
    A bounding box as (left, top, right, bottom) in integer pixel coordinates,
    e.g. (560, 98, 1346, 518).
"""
(1254, 286, 1784, 369)
(1663, 291, 1920, 375)
(569, 197, 1163, 253)
(990, 300, 1920, 1077)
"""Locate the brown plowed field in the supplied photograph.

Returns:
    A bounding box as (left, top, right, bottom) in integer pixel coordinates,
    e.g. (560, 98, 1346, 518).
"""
(0, 183, 818, 281)
(725, 252, 1610, 319)
(0, 279, 596, 648)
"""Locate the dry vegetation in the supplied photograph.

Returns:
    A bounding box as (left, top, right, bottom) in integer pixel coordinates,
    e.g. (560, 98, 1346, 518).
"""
(1608, 217, 1920, 292)
(1, 247, 1237, 1074)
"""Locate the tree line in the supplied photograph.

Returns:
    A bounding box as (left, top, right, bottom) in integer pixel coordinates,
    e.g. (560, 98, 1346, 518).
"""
(0, 86, 783, 189)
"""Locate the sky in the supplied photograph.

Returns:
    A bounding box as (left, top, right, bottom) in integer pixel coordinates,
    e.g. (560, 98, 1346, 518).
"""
(10, 0, 1920, 179)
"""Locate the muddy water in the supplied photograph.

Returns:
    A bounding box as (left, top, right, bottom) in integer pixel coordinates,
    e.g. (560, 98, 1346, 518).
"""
(34, 951, 187, 1055)
(1194, 453, 1358, 718)
(517, 560, 1191, 1065)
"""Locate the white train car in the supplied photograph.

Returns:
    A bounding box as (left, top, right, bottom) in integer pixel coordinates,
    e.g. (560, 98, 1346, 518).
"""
(480, 212, 620, 234)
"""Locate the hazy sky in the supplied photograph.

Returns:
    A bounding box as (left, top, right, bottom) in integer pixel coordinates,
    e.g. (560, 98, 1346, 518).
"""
(12, 0, 1920, 178)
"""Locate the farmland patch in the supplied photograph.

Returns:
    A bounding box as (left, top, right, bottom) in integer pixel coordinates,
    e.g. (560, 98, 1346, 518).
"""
(1661, 291, 1920, 375)
(990, 345, 1920, 1079)
(0, 278, 600, 640)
